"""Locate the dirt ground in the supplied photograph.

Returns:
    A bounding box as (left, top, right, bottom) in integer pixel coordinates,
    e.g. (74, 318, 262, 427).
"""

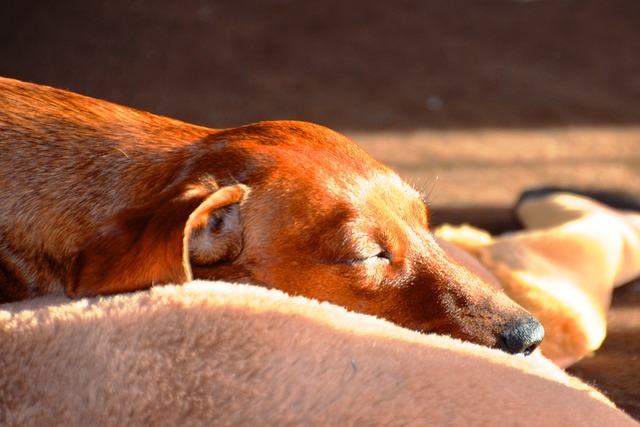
(1, 0, 639, 419)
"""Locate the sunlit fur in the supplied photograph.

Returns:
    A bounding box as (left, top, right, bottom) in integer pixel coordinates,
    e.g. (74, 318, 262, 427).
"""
(0, 77, 540, 353)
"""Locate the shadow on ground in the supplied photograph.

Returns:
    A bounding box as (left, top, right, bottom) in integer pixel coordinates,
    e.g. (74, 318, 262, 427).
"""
(1, 0, 639, 130)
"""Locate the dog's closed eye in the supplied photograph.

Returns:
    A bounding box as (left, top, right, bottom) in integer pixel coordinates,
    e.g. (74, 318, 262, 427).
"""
(362, 250, 392, 264)
(352, 245, 392, 267)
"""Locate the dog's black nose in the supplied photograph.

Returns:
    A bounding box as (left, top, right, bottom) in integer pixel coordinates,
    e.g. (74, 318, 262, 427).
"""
(499, 315, 545, 356)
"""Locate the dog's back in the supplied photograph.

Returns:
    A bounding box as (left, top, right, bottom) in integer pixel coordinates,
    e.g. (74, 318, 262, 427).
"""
(0, 77, 211, 300)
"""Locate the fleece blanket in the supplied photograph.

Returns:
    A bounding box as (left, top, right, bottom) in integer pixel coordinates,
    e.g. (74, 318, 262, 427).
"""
(436, 192, 640, 367)
(0, 281, 636, 426)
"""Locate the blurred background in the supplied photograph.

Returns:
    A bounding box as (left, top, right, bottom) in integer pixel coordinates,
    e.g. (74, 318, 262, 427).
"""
(2, 0, 639, 214)
(1, 0, 639, 417)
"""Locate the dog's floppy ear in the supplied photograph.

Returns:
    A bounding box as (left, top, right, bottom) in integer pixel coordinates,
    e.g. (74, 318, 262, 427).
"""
(66, 184, 247, 297)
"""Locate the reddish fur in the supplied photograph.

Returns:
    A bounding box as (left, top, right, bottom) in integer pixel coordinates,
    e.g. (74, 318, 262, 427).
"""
(0, 77, 536, 350)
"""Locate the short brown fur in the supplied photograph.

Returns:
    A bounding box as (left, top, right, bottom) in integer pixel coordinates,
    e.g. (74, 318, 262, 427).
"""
(0, 77, 541, 352)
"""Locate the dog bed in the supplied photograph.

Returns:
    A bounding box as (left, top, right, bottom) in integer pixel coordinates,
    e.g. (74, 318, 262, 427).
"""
(0, 281, 635, 426)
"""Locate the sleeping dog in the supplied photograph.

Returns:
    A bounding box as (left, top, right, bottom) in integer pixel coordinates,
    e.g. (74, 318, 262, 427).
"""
(0, 77, 543, 355)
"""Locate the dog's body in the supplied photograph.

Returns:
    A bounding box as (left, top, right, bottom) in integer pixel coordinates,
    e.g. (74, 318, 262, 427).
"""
(0, 77, 543, 354)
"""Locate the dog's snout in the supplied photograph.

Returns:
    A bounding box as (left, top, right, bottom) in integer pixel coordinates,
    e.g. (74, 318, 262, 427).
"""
(499, 315, 545, 356)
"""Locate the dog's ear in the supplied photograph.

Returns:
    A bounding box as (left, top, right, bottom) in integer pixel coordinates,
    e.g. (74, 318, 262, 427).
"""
(66, 184, 247, 297)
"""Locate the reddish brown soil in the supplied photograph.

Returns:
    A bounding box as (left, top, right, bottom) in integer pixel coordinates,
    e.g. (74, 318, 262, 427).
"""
(1, 0, 639, 419)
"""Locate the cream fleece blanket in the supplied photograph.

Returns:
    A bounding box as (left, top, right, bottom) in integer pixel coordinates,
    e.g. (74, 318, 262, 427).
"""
(436, 192, 640, 367)
(1, 281, 635, 426)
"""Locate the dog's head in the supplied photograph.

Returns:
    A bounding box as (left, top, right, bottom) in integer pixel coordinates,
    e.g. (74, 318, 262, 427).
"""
(68, 121, 543, 355)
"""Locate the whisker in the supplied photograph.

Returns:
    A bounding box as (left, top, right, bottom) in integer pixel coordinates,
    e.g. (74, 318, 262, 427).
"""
(420, 175, 439, 206)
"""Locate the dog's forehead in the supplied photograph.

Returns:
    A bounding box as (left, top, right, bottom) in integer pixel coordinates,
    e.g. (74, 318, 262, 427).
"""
(341, 172, 427, 222)
(330, 169, 419, 205)
(262, 139, 422, 209)
(228, 120, 382, 173)
(227, 121, 426, 218)
(280, 160, 426, 224)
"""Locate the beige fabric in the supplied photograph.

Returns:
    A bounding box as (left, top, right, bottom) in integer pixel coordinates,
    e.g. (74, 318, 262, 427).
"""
(436, 193, 640, 367)
(518, 193, 640, 287)
(1, 281, 634, 426)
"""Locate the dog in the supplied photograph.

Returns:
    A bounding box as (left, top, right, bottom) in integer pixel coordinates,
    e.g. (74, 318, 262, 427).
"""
(0, 77, 543, 355)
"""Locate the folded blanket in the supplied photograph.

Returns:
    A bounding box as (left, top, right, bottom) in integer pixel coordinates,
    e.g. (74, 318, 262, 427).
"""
(0, 281, 635, 426)
(436, 192, 640, 367)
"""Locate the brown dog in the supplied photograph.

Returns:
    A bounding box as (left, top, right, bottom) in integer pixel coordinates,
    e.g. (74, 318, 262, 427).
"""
(0, 77, 543, 355)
